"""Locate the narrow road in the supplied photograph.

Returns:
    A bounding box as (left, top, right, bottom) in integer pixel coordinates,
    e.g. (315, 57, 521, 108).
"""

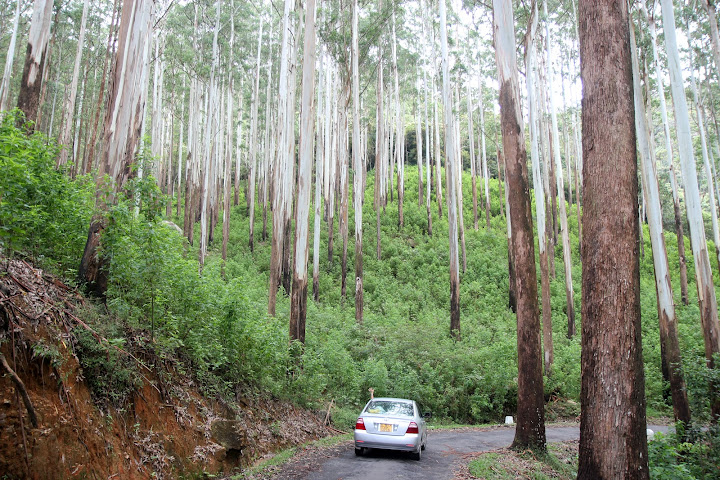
(264, 424, 671, 480)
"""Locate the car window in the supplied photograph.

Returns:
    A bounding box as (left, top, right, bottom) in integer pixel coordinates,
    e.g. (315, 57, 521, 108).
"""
(364, 400, 414, 417)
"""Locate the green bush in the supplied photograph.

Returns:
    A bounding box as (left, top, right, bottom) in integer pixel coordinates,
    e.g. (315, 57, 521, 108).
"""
(0, 110, 94, 272)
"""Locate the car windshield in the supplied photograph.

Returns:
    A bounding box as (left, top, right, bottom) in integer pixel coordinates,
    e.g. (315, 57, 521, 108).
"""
(364, 400, 414, 417)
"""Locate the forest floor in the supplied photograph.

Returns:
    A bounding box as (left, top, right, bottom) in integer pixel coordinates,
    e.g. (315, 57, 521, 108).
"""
(0, 255, 332, 479)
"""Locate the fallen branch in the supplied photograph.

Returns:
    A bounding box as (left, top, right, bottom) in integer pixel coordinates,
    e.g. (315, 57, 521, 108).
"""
(0, 351, 38, 428)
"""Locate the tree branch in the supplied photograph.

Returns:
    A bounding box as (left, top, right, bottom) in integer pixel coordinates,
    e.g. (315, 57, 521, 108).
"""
(0, 352, 38, 428)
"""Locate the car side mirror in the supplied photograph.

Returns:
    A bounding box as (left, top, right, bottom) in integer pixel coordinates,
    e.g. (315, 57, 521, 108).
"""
(423, 412, 432, 419)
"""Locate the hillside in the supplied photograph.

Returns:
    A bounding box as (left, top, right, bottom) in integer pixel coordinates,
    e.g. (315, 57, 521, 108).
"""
(0, 112, 716, 477)
(0, 255, 332, 478)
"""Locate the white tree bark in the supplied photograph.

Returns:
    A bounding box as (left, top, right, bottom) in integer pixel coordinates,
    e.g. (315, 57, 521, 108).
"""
(630, 13, 690, 425)
(543, 0, 575, 336)
(352, 0, 364, 322)
(661, 0, 720, 389)
(0, 0, 22, 112)
(99, 0, 153, 191)
(58, 0, 91, 166)
(700, 0, 720, 78)
(478, 77, 490, 228)
(440, 0, 460, 338)
(248, 16, 264, 251)
(688, 46, 720, 270)
(17, 0, 55, 123)
(199, 0, 222, 270)
(290, 0, 317, 342)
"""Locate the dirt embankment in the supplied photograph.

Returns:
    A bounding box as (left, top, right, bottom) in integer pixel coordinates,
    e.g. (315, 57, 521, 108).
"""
(0, 257, 328, 479)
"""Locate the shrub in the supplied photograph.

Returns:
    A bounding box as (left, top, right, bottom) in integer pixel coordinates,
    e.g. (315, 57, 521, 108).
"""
(0, 110, 94, 272)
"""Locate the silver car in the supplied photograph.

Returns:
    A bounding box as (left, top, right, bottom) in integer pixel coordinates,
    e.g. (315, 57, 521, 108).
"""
(353, 397, 429, 460)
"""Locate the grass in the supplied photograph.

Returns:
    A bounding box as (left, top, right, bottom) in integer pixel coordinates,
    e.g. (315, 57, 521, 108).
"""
(467, 442, 578, 479)
(233, 433, 353, 479)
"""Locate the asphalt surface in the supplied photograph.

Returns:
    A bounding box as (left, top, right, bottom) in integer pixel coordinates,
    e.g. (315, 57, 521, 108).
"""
(294, 424, 672, 480)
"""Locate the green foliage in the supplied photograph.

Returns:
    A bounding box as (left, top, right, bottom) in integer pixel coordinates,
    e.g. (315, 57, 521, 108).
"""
(74, 308, 142, 408)
(0, 110, 94, 272)
(647, 428, 720, 480)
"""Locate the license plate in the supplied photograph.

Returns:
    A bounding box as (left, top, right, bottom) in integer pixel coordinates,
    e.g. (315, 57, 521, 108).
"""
(379, 423, 392, 432)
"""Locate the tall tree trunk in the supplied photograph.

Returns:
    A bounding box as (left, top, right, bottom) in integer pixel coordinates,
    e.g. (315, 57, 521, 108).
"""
(646, 11, 689, 306)
(339, 85, 350, 298)
(352, 0, 364, 323)
(375, 30, 384, 261)
(543, 0, 575, 338)
(79, 0, 153, 294)
(313, 50, 327, 303)
(58, 0, 90, 167)
(222, 85, 233, 265)
(290, 0, 317, 344)
(440, 0, 460, 340)
(269, 0, 295, 315)
(327, 75, 338, 268)
(0, 0, 22, 112)
(17, 0, 54, 125)
(199, 0, 222, 271)
(630, 19, 690, 427)
(468, 82, 478, 231)
(478, 80, 491, 229)
(177, 79, 185, 218)
(84, 0, 119, 175)
(700, 0, 720, 78)
(688, 48, 720, 271)
(525, 4, 552, 377)
(248, 18, 264, 252)
(454, 87, 467, 273)
(662, 0, 720, 420)
(423, 44, 433, 237)
(493, 0, 545, 451)
(577, 0, 648, 476)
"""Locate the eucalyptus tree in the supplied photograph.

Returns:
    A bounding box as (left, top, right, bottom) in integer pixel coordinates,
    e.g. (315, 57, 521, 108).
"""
(248, 16, 264, 252)
(222, 0, 236, 267)
(313, 45, 327, 302)
(453, 85, 467, 273)
(79, 0, 153, 294)
(688, 44, 720, 271)
(198, 0, 223, 271)
(17, 0, 54, 125)
(0, 0, 22, 112)
(422, 4, 433, 236)
(700, 0, 720, 77)
(439, 0, 460, 339)
(543, 0, 575, 339)
(268, 0, 296, 315)
(661, 0, 720, 419)
(478, 80, 491, 229)
(352, 0, 365, 323)
(577, 0, 648, 475)
(468, 81, 478, 231)
(290, 0, 318, 343)
(630, 16, 690, 427)
(493, 0, 545, 451)
(644, 6, 689, 305)
(375, 0, 385, 260)
(391, 10, 405, 227)
(524, 0, 552, 377)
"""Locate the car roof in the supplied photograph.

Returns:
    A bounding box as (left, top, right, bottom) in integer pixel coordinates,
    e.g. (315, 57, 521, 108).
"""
(368, 397, 415, 403)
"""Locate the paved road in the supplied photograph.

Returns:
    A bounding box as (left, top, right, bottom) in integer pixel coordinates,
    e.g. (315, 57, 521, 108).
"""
(294, 425, 671, 480)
